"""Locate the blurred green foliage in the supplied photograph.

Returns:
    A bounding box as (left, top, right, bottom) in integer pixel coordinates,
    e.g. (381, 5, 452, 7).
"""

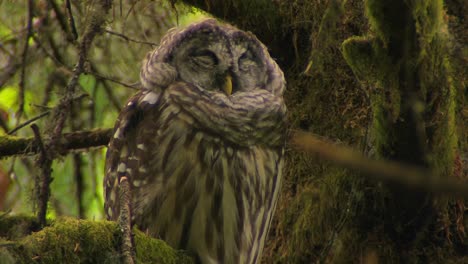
(0, 0, 205, 220)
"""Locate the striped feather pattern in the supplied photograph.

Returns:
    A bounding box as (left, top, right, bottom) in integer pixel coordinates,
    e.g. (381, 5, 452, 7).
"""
(105, 19, 286, 264)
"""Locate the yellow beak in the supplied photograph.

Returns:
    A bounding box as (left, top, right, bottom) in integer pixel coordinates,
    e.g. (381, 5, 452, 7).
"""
(223, 74, 233, 95)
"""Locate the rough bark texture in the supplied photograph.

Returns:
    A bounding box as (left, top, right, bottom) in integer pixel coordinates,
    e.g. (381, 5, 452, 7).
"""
(341, 0, 463, 262)
(0, 129, 112, 158)
(177, 0, 466, 262)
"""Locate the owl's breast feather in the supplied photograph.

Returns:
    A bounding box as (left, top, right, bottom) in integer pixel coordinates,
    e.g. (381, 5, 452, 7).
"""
(163, 82, 287, 147)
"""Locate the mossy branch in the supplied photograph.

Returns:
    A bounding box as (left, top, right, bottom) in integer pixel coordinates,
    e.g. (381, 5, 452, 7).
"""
(1, 129, 466, 198)
(0, 129, 112, 158)
(0, 215, 194, 264)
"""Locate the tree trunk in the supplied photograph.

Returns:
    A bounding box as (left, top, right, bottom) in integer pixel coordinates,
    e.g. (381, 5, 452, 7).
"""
(179, 0, 466, 262)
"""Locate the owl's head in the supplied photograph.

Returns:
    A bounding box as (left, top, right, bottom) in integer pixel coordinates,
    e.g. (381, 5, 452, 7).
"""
(140, 19, 284, 96)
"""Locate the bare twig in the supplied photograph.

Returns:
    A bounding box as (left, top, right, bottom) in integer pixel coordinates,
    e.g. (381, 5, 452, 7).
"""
(99, 79, 124, 111)
(87, 89, 103, 206)
(290, 130, 468, 198)
(8, 94, 88, 135)
(70, 103, 85, 219)
(73, 153, 85, 218)
(103, 29, 158, 47)
(8, 111, 50, 135)
(65, 0, 78, 40)
(45, 0, 111, 155)
(88, 70, 140, 90)
(47, 0, 72, 41)
(30, 124, 52, 227)
(118, 176, 135, 264)
(32, 35, 65, 67)
(17, 0, 34, 120)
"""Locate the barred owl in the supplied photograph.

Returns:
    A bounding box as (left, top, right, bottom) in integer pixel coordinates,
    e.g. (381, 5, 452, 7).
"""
(104, 19, 287, 264)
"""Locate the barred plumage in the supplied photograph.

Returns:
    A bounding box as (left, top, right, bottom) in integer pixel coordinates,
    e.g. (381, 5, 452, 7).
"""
(104, 19, 287, 264)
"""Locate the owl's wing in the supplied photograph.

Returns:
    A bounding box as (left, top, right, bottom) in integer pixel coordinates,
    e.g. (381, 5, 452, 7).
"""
(104, 90, 162, 221)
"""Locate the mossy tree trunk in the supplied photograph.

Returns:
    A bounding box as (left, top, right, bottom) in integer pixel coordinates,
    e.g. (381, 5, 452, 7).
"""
(179, 0, 466, 262)
(341, 0, 460, 261)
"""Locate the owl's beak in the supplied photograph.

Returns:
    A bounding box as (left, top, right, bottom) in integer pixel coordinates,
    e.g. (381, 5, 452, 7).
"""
(223, 74, 233, 96)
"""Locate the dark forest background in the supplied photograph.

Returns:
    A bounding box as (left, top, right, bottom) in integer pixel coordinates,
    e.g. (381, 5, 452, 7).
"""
(0, 0, 466, 263)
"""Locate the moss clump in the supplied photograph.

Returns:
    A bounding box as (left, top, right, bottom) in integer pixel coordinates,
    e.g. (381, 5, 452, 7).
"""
(17, 217, 119, 263)
(0, 215, 194, 263)
(0, 213, 40, 240)
(134, 228, 193, 264)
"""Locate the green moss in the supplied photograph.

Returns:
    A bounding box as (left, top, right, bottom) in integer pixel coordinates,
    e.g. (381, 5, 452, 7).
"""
(0, 135, 34, 158)
(0, 213, 40, 240)
(0, 216, 194, 263)
(18, 218, 119, 263)
(134, 228, 193, 264)
(413, 1, 444, 47)
(341, 36, 376, 81)
(339, 0, 461, 261)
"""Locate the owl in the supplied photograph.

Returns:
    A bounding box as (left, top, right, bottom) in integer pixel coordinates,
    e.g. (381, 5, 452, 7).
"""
(104, 19, 287, 264)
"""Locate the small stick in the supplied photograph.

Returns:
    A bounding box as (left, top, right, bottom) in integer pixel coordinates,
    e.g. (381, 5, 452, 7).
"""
(17, 0, 34, 120)
(65, 0, 78, 40)
(30, 124, 52, 227)
(118, 176, 135, 264)
(103, 29, 158, 47)
(8, 111, 50, 135)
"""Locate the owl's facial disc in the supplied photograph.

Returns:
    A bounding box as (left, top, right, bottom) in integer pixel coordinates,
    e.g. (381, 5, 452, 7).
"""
(228, 33, 269, 93)
(169, 31, 232, 93)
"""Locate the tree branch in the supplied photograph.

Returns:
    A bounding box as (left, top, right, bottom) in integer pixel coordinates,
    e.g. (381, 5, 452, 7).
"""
(119, 177, 135, 264)
(290, 130, 468, 198)
(1, 129, 466, 198)
(0, 128, 112, 158)
(30, 124, 52, 227)
(17, 0, 34, 120)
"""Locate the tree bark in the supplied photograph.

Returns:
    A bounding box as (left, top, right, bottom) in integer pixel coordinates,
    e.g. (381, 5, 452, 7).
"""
(176, 0, 466, 262)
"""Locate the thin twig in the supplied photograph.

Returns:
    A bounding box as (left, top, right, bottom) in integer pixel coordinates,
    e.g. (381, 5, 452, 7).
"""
(70, 103, 85, 219)
(8, 111, 50, 135)
(89, 71, 140, 90)
(8, 94, 88, 135)
(118, 176, 135, 264)
(65, 0, 78, 40)
(32, 35, 65, 67)
(17, 0, 34, 120)
(30, 124, 52, 227)
(47, 0, 72, 41)
(88, 63, 125, 111)
(45, 0, 111, 155)
(73, 153, 85, 218)
(103, 29, 158, 47)
(99, 79, 124, 111)
(87, 87, 102, 206)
